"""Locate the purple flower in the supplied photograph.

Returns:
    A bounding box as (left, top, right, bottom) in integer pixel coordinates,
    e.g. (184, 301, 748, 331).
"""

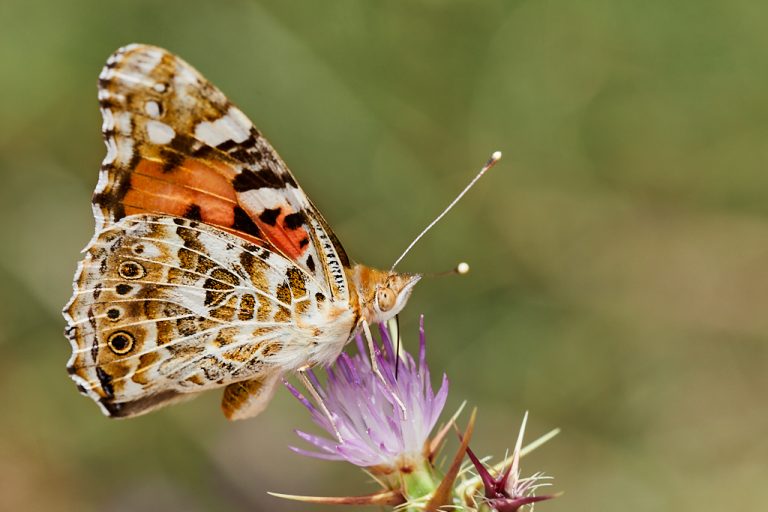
(465, 413, 555, 512)
(285, 316, 449, 472)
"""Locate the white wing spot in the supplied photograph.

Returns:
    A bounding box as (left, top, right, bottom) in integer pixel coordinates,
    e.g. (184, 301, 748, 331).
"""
(239, 186, 301, 210)
(228, 108, 253, 134)
(194, 107, 251, 146)
(101, 108, 115, 131)
(133, 48, 163, 75)
(116, 137, 134, 164)
(94, 169, 110, 194)
(104, 137, 117, 164)
(116, 111, 132, 136)
(145, 101, 160, 118)
(105, 53, 120, 67)
(146, 120, 176, 144)
(153, 82, 166, 93)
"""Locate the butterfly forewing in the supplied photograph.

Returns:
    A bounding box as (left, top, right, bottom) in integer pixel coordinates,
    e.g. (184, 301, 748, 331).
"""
(93, 44, 350, 299)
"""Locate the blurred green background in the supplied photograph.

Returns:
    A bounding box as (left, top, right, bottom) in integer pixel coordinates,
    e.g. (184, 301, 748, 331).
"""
(2, 0, 767, 510)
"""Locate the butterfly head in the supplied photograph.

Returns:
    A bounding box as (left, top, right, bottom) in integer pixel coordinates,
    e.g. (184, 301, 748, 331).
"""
(352, 265, 422, 325)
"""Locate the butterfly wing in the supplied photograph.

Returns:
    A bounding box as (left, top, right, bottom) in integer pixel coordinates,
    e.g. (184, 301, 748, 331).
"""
(93, 44, 351, 301)
(64, 45, 360, 418)
(64, 215, 341, 418)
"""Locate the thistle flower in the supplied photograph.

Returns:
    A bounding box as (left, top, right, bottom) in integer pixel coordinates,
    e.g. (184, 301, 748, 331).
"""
(285, 316, 448, 472)
(274, 316, 558, 511)
(462, 413, 555, 512)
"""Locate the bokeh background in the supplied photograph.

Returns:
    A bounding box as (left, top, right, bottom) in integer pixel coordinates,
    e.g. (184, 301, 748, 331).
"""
(2, 0, 767, 510)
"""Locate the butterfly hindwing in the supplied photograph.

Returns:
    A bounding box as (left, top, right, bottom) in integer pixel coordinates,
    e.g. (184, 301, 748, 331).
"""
(221, 374, 281, 421)
(64, 215, 350, 417)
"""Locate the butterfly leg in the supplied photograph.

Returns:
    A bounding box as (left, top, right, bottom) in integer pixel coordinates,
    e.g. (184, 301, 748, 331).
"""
(361, 319, 407, 416)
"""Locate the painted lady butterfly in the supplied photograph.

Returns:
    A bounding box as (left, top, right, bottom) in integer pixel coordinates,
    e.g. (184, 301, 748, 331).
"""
(64, 44, 496, 421)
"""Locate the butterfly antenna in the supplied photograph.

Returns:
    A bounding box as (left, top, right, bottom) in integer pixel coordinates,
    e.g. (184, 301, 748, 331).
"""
(390, 151, 502, 271)
(424, 261, 471, 278)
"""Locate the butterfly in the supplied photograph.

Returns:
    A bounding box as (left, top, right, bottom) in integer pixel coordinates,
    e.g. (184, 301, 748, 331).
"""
(64, 44, 497, 421)
(62, 43, 428, 421)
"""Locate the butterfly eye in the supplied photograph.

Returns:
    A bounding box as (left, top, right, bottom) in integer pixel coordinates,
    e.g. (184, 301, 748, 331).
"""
(377, 287, 396, 312)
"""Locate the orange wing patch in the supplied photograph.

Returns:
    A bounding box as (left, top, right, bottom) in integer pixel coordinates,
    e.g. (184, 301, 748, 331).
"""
(121, 158, 265, 245)
(250, 205, 311, 260)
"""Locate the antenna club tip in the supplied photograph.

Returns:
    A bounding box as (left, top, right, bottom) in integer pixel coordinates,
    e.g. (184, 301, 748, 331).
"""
(456, 262, 470, 275)
(491, 150, 502, 161)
